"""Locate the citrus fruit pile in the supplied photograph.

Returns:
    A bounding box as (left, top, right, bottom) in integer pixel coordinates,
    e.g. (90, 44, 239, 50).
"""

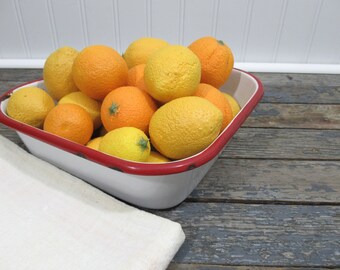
(6, 36, 240, 163)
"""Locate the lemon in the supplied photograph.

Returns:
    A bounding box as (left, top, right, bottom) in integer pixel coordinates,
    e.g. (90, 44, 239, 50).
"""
(43, 46, 79, 100)
(223, 93, 240, 118)
(144, 45, 201, 103)
(123, 37, 169, 68)
(6, 86, 55, 128)
(99, 127, 150, 162)
(146, 151, 170, 163)
(149, 96, 223, 160)
(59, 91, 102, 130)
(86, 137, 103, 150)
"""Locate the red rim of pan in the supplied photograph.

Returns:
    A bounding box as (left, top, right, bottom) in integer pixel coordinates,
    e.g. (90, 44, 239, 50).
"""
(0, 68, 264, 176)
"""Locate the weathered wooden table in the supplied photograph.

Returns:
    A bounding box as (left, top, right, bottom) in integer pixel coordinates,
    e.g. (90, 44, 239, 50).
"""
(1, 69, 339, 269)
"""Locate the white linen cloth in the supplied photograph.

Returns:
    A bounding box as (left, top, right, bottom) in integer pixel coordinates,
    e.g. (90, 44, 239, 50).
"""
(0, 135, 185, 270)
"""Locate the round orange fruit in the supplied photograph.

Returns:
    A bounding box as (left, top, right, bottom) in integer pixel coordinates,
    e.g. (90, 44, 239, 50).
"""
(72, 45, 128, 101)
(101, 86, 158, 134)
(194, 83, 233, 130)
(58, 91, 102, 130)
(43, 103, 93, 145)
(188, 36, 234, 88)
(127, 64, 147, 92)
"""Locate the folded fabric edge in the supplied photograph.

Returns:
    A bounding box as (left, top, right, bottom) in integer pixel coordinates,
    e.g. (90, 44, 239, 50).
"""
(0, 135, 186, 269)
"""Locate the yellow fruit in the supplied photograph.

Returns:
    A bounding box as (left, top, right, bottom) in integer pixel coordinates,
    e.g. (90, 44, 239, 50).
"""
(144, 45, 201, 103)
(149, 96, 223, 160)
(146, 151, 170, 163)
(86, 137, 103, 150)
(43, 46, 79, 100)
(223, 93, 240, 118)
(59, 91, 102, 130)
(123, 37, 169, 68)
(99, 127, 150, 162)
(6, 86, 55, 128)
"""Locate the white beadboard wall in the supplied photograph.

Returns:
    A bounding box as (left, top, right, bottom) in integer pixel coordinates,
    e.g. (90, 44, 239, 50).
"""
(0, 0, 340, 73)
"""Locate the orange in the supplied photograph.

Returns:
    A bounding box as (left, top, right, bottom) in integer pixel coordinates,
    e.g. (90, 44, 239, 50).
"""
(43, 103, 93, 145)
(194, 83, 233, 130)
(127, 64, 147, 91)
(72, 45, 128, 101)
(58, 91, 102, 130)
(101, 86, 158, 134)
(188, 36, 234, 88)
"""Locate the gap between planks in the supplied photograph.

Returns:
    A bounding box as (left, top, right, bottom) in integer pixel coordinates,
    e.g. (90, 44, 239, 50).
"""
(168, 263, 340, 269)
(184, 198, 340, 207)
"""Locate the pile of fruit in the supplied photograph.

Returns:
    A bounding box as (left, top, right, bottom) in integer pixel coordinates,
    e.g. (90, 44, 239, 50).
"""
(6, 36, 240, 163)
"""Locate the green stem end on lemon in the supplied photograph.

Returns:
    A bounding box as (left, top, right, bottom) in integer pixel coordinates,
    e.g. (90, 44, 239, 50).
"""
(138, 137, 149, 152)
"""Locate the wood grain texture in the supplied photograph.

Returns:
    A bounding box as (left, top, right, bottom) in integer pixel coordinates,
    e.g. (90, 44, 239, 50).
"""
(154, 203, 340, 267)
(0, 81, 28, 94)
(244, 103, 340, 129)
(168, 264, 331, 270)
(0, 69, 42, 81)
(254, 73, 340, 104)
(0, 124, 25, 148)
(254, 73, 340, 87)
(222, 128, 340, 160)
(190, 159, 340, 203)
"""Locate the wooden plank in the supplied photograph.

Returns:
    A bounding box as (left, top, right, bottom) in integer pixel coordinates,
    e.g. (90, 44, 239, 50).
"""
(0, 124, 25, 148)
(190, 159, 340, 203)
(222, 128, 340, 160)
(0, 81, 28, 94)
(253, 73, 340, 104)
(244, 103, 340, 129)
(168, 264, 331, 270)
(1, 70, 340, 104)
(153, 203, 340, 267)
(0, 69, 42, 81)
(253, 72, 340, 87)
